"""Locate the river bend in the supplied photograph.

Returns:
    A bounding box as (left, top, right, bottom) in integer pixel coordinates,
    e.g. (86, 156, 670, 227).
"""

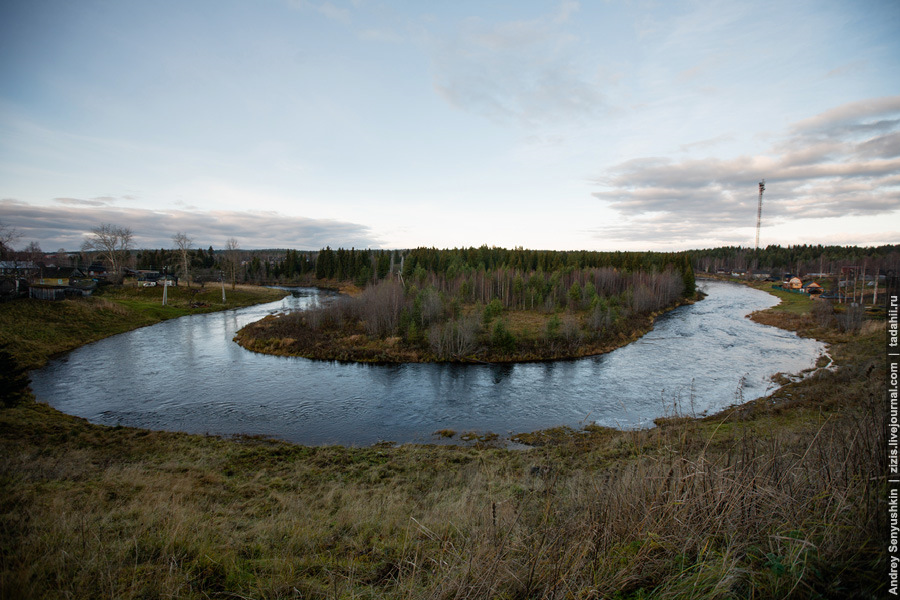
(31, 280, 826, 445)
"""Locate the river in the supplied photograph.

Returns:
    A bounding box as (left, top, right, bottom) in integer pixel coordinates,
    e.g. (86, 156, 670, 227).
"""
(30, 280, 826, 446)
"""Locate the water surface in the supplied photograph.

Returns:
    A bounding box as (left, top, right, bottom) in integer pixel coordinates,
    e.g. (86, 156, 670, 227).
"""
(31, 281, 826, 445)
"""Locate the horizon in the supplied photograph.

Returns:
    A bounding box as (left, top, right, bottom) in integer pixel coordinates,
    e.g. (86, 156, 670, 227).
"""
(14, 240, 900, 258)
(2, 1, 899, 252)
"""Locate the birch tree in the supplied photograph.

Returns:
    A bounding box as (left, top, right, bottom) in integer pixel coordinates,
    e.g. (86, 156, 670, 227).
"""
(81, 223, 134, 283)
(225, 237, 240, 290)
(172, 232, 193, 287)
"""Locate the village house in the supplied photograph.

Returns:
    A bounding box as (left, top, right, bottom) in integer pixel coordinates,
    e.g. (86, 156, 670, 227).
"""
(28, 267, 95, 300)
(86, 262, 108, 279)
(803, 281, 824, 296)
(0, 260, 38, 277)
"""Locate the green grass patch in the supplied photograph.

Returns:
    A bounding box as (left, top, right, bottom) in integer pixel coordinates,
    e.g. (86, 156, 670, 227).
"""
(752, 282, 815, 314)
(0, 284, 286, 370)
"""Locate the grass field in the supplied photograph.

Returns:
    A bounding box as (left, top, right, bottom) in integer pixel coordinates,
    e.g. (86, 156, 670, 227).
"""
(0, 282, 887, 598)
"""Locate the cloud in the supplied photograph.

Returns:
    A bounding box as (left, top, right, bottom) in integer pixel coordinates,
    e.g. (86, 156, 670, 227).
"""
(678, 134, 735, 153)
(286, 0, 352, 23)
(429, 2, 604, 126)
(317, 1, 350, 23)
(359, 28, 403, 43)
(591, 96, 900, 246)
(0, 200, 381, 251)
(54, 196, 120, 207)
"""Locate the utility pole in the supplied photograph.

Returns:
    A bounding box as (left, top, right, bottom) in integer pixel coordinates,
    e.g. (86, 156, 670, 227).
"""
(755, 179, 765, 251)
(161, 266, 168, 306)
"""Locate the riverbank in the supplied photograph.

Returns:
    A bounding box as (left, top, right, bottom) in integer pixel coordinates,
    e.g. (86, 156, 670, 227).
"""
(0, 282, 885, 597)
(0, 283, 288, 371)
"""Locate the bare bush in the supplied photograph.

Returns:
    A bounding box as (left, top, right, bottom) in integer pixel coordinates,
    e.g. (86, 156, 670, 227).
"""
(561, 315, 582, 348)
(811, 300, 834, 328)
(429, 314, 480, 358)
(836, 302, 864, 334)
(418, 287, 444, 327)
(359, 279, 406, 337)
(588, 304, 616, 335)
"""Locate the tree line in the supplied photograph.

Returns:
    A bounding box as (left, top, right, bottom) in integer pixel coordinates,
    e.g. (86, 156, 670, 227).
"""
(690, 244, 900, 275)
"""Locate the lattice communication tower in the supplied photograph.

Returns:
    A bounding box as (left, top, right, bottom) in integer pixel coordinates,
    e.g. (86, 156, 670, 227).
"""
(755, 179, 765, 251)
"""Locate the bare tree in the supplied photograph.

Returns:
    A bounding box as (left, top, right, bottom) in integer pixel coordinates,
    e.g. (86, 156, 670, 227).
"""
(23, 241, 43, 264)
(225, 237, 240, 290)
(56, 249, 71, 267)
(81, 223, 134, 283)
(172, 232, 193, 287)
(0, 221, 22, 260)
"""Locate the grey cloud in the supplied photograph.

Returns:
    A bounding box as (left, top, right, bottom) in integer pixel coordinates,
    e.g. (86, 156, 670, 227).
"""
(0, 200, 380, 251)
(856, 131, 900, 159)
(54, 197, 115, 207)
(430, 4, 603, 126)
(591, 96, 900, 244)
(791, 96, 900, 136)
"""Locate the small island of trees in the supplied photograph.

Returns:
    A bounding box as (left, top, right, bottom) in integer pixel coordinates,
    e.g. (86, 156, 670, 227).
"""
(236, 247, 697, 363)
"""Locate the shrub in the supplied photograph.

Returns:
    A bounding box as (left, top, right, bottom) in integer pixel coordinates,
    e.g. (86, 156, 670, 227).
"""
(811, 300, 834, 328)
(491, 319, 516, 354)
(546, 314, 561, 339)
(836, 303, 864, 334)
(483, 298, 503, 323)
(0, 344, 31, 407)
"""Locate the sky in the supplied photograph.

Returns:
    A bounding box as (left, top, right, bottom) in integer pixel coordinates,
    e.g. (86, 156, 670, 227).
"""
(1, 0, 899, 252)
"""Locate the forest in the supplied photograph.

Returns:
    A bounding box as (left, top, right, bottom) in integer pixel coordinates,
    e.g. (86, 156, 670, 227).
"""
(689, 243, 900, 275)
(236, 248, 697, 363)
(124, 243, 898, 289)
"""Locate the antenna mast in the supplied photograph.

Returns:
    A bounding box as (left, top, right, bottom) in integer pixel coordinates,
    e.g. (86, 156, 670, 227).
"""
(755, 179, 765, 251)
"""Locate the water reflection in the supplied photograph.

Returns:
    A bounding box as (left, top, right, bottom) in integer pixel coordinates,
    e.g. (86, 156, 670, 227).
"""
(30, 281, 826, 446)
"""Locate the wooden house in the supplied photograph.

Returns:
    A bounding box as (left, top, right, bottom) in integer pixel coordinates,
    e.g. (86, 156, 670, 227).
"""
(804, 282, 823, 296)
(0, 260, 37, 276)
(28, 267, 93, 300)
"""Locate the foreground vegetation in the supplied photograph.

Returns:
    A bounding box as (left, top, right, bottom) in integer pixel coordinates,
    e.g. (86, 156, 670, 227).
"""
(0, 276, 887, 597)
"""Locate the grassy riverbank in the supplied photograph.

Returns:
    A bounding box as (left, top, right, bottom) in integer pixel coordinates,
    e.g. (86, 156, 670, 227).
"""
(0, 282, 886, 598)
(0, 283, 287, 371)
